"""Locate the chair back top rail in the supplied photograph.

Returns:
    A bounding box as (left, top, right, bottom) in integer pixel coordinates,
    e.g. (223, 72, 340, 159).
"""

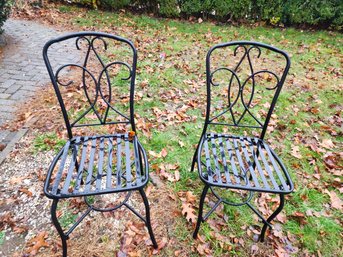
(43, 32, 138, 139)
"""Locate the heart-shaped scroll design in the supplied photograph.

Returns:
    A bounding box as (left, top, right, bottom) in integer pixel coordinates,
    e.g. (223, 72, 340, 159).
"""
(209, 45, 281, 128)
(54, 36, 133, 127)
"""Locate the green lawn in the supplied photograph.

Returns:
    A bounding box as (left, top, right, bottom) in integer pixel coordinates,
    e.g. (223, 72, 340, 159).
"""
(35, 5, 343, 256)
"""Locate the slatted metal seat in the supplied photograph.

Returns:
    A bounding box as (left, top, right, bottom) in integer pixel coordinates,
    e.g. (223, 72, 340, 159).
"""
(45, 134, 148, 199)
(199, 133, 292, 194)
(191, 41, 294, 242)
(43, 32, 157, 257)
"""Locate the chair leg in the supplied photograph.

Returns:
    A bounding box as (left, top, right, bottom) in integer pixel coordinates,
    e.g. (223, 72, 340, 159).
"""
(139, 188, 158, 249)
(191, 147, 198, 172)
(193, 184, 209, 239)
(260, 194, 285, 242)
(51, 199, 68, 257)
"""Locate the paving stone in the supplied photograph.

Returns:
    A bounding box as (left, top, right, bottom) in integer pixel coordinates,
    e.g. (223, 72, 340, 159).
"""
(0, 98, 17, 106)
(0, 130, 10, 141)
(1, 79, 16, 87)
(0, 111, 14, 120)
(0, 93, 11, 99)
(20, 85, 41, 92)
(1, 130, 17, 144)
(10, 89, 36, 100)
(4, 84, 22, 94)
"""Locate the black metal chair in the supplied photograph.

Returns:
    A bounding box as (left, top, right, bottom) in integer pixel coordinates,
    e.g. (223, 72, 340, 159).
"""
(43, 32, 157, 256)
(191, 41, 294, 241)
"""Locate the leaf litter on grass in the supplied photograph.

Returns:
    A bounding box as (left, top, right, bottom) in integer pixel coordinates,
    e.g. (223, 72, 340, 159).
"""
(2, 3, 343, 256)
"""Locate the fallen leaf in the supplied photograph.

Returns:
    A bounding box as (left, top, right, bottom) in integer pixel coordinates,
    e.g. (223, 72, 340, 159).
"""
(181, 202, 197, 224)
(324, 189, 343, 210)
(251, 244, 259, 254)
(0, 213, 15, 230)
(185, 191, 197, 204)
(323, 152, 343, 176)
(0, 143, 6, 151)
(320, 139, 335, 149)
(117, 250, 127, 257)
(196, 242, 212, 256)
(152, 237, 168, 254)
(276, 212, 287, 223)
(174, 170, 180, 181)
(290, 211, 307, 225)
(13, 225, 28, 234)
(19, 188, 33, 197)
(26, 231, 49, 255)
(161, 148, 168, 158)
(291, 145, 302, 159)
(165, 164, 179, 170)
(10, 176, 28, 185)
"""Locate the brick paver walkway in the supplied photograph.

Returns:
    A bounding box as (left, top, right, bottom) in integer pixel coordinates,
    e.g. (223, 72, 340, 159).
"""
(0, 19, 77, 149)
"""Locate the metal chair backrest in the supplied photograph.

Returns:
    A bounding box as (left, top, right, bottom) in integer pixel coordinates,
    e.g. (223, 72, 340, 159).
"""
(43, 32, 138, 139)
(204, 41, 291, 140)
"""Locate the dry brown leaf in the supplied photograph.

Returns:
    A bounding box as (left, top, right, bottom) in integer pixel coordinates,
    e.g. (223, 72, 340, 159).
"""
(117, 250, 127, 257)
(323, 152, 343, 175)
(324, 189, 343, 210)
(13, 225, 28, 234)
(0, 213, 15, 230)
(145, 184, 153, 197)
(152, 237, 168, 254)
(196, 242, 212, 256)
(251, 244, 259, 255)
(161, 148, 168, 158)
(276, 212, 287, 223)
(320, 139, 335, 149)
(165, 164, 179, 170)
(174, 170, 180, 181)
(181, 202, 197, 224)
(26, 231, 49, 255)
(9, 176, 29, 185)
(185, 191, 197, 204)
(19, 188, 33, 197)
(0, 143, 6, 151)
(290, 211, 307, 225)
(291, 145, 302, 159)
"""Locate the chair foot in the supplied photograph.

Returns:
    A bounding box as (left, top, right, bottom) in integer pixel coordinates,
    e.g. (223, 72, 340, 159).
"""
(259, 194, 285, 242)
(193, 185, 209, 239)
(139, 188, 158, 249)
(51, 199, 68, 257)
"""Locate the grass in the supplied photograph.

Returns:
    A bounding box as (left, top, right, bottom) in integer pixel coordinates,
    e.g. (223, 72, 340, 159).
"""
(58, 202, 78, 230)
(33, 132, 66, 153)
(32, 5, 343, 257)
(0, 231, 4, 245)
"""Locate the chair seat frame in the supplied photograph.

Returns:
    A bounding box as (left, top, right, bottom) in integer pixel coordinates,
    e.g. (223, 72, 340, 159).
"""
(44, 134, 149, 199)
(197, 133, 293, 194)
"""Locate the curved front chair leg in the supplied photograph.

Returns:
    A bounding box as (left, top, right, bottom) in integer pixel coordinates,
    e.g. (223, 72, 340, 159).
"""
(193, 184, 209, 239)
(260, 194, 285, 242)
(191, 147, 198, 172)
(51, 199, 68, 257)
(139, 188, 158, 249)
(191, 135, 204, 172)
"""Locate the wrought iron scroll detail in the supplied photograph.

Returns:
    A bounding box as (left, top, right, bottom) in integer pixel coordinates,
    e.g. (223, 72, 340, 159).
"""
(209, 45, 281, 128)
(54, 36, 133, 127)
